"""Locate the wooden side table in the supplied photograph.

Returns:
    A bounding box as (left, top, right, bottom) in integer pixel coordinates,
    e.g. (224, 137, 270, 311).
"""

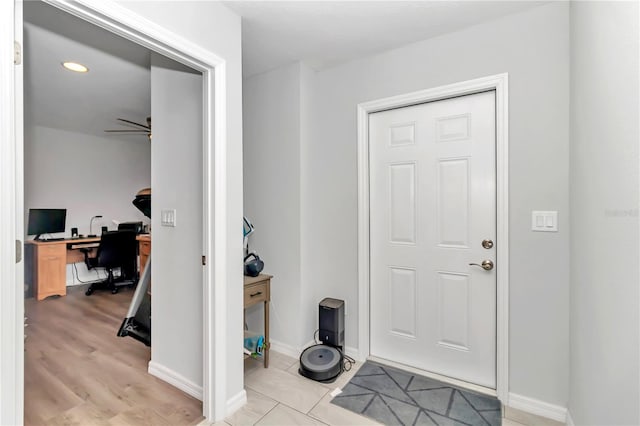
(244, 274, 271, 368)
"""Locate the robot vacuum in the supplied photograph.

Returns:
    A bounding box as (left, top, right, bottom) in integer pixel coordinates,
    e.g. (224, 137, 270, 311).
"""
(299, 344, 343, 382)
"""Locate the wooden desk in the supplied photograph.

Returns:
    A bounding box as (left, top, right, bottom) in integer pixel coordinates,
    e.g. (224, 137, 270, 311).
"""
(137, 234, 151, 275)
(244, 274, 272, 368)
(25, 237, 100, 301)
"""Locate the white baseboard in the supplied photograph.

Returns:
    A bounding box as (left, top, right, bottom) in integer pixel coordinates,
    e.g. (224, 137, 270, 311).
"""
(344, 346, 359, 360)
(302, 339, 317, 351)
(269, 339, 302, 359)
(148, 361, 203, 401)
(508, 392, 567, 423)
(226, 389, 247, 417)
(566, 410, 574, 426)
(271, 339, 359, 362)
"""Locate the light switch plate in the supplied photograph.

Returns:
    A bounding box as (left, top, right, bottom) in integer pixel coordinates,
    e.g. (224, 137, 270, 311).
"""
(161, 209, 176, 227)
(532, 211, 557, 232)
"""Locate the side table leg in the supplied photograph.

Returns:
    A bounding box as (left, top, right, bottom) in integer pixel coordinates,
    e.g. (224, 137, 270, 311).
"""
(264, 300, 270, 368)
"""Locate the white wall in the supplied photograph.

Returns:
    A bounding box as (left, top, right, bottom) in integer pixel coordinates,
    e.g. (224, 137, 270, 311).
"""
(243, 62, 303, 349)
(24, 125, 151, 236)
(24, 124, 150, 285)
(116, 1, 244, 415)
(150, 53, 203, 388)
(244, 2, 571, 408)
(244, 62, 319, 352)
(299, 63, 317, 348)
(569, 2, 640, 425)
(308, 2, 570, 407)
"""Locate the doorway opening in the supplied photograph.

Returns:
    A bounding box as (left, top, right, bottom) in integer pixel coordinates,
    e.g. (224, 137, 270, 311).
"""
(22, 2, 205, 423)
(3, 0, 232, 423)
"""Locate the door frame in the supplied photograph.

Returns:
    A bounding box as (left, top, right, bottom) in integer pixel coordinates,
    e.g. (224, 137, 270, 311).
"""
(357, 73, 509, 402)
(1, 0, 232, 423)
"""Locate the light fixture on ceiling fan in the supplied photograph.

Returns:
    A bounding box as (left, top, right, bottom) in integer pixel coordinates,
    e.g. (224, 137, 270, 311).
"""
(105, 117, 151, 140)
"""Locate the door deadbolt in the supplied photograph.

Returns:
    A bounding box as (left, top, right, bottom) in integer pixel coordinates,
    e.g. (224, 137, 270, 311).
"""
(482, 239, 494, 249)
(469, 260, 494, 271)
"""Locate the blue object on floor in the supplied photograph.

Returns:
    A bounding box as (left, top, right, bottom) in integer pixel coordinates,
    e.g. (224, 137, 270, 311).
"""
(244, 332, 264, 357)
(331, 361, 501, 426)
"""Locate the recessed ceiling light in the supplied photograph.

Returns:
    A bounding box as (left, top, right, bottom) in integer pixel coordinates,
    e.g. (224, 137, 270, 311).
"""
(62, 62, 88, 73)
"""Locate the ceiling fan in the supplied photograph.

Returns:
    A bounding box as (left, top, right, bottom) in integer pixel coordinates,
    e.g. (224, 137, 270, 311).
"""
(105, 117, 151, 140)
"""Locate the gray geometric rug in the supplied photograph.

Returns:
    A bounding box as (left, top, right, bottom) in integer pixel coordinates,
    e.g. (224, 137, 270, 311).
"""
(331, 361, 501, 425)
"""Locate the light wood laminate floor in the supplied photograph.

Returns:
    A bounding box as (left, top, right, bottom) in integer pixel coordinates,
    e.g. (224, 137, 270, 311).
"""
(24, 285, 203, 426)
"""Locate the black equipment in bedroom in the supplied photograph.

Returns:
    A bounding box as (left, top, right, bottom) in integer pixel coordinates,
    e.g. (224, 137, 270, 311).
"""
(132, 187, 151, 218)
(118, 221, 144, 234)
(117, 187, 152, 346)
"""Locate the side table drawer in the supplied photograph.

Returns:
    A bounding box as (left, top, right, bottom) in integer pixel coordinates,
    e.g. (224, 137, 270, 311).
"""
(244, 281, 269, 307)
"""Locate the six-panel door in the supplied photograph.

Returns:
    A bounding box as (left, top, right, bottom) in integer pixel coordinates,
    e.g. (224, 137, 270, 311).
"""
(369, 91, 497, 388)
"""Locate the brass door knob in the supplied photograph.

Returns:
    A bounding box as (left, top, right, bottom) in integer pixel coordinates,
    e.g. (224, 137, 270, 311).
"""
(469, 260, 494, 271)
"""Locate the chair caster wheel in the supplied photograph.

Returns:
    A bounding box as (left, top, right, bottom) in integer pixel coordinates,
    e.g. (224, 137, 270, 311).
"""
(112, 288, 119, 294)
(85, 289, 93, 296)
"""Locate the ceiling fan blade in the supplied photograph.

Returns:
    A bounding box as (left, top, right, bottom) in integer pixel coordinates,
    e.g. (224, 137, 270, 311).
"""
(116, 118, 151, 130)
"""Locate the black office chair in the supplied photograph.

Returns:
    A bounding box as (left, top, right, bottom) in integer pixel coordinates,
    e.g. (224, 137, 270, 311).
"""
(83, 230, 138, 296)
(118, 221, 143, 233)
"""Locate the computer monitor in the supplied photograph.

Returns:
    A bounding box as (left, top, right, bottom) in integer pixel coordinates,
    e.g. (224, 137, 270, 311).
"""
(27, 209, 66, 240)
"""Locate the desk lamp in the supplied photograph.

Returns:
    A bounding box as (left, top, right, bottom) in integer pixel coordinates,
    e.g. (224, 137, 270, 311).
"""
(88, 215, 103, 237)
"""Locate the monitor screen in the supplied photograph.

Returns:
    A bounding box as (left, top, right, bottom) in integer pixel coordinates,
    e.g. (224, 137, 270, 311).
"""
(27, 209, 66, 239)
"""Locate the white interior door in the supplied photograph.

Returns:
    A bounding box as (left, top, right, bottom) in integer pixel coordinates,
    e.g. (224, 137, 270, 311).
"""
(369, 90, 497, 388)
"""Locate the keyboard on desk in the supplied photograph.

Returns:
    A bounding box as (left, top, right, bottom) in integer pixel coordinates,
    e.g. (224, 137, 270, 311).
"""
(68, 242, 100, 250)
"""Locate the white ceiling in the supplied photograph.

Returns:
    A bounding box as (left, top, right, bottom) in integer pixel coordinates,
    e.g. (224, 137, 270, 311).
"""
(223, 1, 547, 77)
(24, 1, 152, 140)
(24, 1, 546, 137)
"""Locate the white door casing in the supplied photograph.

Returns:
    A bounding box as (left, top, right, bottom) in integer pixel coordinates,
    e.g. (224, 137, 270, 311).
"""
(0, 1, 23, 424)
(369, 91, 496, 388)
(357, 74, 509, 402)
(1, 0, 235, 423)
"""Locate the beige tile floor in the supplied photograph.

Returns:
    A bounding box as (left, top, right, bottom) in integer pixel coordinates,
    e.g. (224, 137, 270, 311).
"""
(221, 350, 544, 426)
